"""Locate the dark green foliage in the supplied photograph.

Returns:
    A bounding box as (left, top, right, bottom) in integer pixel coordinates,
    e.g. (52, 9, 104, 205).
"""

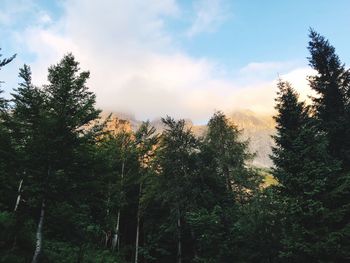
(143, 117, 199, 262)
(271, 79, 349, 261)
(0, 48, 16, 109)
(233, 188, 283, 262)
(0, 49, 16, 69)
(186, 112, 261, 263)
(205, 111, 261, 200)
(308, 29, 350, 168)
(307, 30, 350, 261)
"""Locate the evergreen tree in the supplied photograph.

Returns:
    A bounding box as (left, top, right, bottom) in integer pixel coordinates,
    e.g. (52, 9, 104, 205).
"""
(0, 49, 16, 211)
(272, 80, 341, 261)
(11, 64, 47, 191)
(0, 49, 20, 262)
(45, 53, 101, 171)
(233, 187, 283, 262)
(0, 48, 16, 109)
(144, 117, 198, 263)
(205, 111, 260, 201)
(133, 121, 158, 263)
(308, 29, 350, 169)
(186, 112, 261, 262)
(19, 54, 102, 262)
(308, 30, 350, 261)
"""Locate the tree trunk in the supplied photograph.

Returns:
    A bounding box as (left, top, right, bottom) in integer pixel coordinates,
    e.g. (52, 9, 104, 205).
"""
(191, 230, 198, 259)
(14, 178, 23, 212)
(111, 210, 120, 251)
(106, 183, 111, 218)
(134, 183, 142, 263)
(223, 166, 232, 192)
(112, 161, 125, 251)
(31, 200, 45, 263)
(134, 209, 140, 263)
(177, 206, 182, 263)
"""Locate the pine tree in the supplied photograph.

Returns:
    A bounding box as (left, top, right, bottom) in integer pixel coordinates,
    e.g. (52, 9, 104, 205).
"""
(45, 53, 101, 171)
(308, 29, 350, 169)
(133, 121, 158, 263)
(186, 111, 261, 262)
(0, 49, 16, 211)
(11, 64, 47, 177)
(205, 111, 260, 201)
(272, 81, 309, 195)
(147, 117, 198, 263)
(0, 48, 16, 108)
(272, 80, 341, 261)
(0, 49, 19, 261)
(9, 65, 50, 263)
(14, 54, 102, 263)
(308, 30, 350, 260)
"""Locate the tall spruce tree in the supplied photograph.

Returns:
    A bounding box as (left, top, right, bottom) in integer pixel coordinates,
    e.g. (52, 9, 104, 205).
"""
(272, 80, 342, 261)
(189, 111, 261, 262)
(308, 29, 350, 169)
(9, 65, 51, 263)
(148, 117, 198, 263)
(11, 64, 47, 189)
(205, 111, 260, 201)
(0, 49, 16, 211)
(133, 121, 158, 263)
(0, 50, 19, 261)
(18, 54, 102, 263)
(308, 30, 350, 260)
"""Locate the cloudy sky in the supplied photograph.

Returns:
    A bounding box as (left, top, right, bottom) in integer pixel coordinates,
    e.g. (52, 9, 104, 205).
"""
(1, 0, 349, 123)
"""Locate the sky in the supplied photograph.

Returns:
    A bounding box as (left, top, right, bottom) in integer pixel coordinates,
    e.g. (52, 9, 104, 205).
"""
(1, 0, 349, 123)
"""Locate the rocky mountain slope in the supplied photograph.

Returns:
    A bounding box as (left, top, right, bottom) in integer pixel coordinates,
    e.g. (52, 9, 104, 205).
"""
(101, 110, 275, 168)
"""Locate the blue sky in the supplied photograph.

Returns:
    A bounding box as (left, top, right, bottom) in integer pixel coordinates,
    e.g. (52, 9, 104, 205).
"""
(1, 0, 349, 122)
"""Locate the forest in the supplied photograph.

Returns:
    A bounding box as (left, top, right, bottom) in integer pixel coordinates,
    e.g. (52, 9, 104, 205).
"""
(0, 30, 349, 263)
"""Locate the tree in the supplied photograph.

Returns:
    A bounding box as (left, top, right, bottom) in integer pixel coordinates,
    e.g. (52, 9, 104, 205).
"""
(272, 80, 341, 261)
(0, 49, 16, 211)
(144, 117, 198, 263)
(185, 112, 261, 262)
(0, 49, 22, 262)
(11, 64, 47, 193)
(133, 121, 158, 263)
(8, 65, 46, 256)
(17, 54, 102, 263)
(308, 30, 350, 260)
(308, 29, 350, 169)
(0, 48, 16, 109)
(205, 111, 260, 201)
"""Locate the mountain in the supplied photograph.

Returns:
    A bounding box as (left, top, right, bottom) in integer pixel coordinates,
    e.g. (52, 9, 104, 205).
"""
(101, 110, 276, 168)
(227, 110, 275, 167)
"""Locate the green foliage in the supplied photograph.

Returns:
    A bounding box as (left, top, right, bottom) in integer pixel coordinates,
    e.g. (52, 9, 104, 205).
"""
(43, 241, 123, 263)
(233, 187, 283, 262)
(307, 30, 350, 261)
(0, 49, 16, 69)
(308, 29, 350, 168)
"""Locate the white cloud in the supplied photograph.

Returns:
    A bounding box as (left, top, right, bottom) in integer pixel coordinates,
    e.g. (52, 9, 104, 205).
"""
(38, 13, 52, 25)
(187, 0, 230, 37)
(281, 67, 316, 103)
(4, 0, 315, 123)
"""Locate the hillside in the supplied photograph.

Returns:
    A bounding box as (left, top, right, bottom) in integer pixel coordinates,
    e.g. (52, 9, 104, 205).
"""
(102, 110, 275, 168)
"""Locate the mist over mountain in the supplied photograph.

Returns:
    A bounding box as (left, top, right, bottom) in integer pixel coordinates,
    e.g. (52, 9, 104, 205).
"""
(103, 109, 275, 168)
